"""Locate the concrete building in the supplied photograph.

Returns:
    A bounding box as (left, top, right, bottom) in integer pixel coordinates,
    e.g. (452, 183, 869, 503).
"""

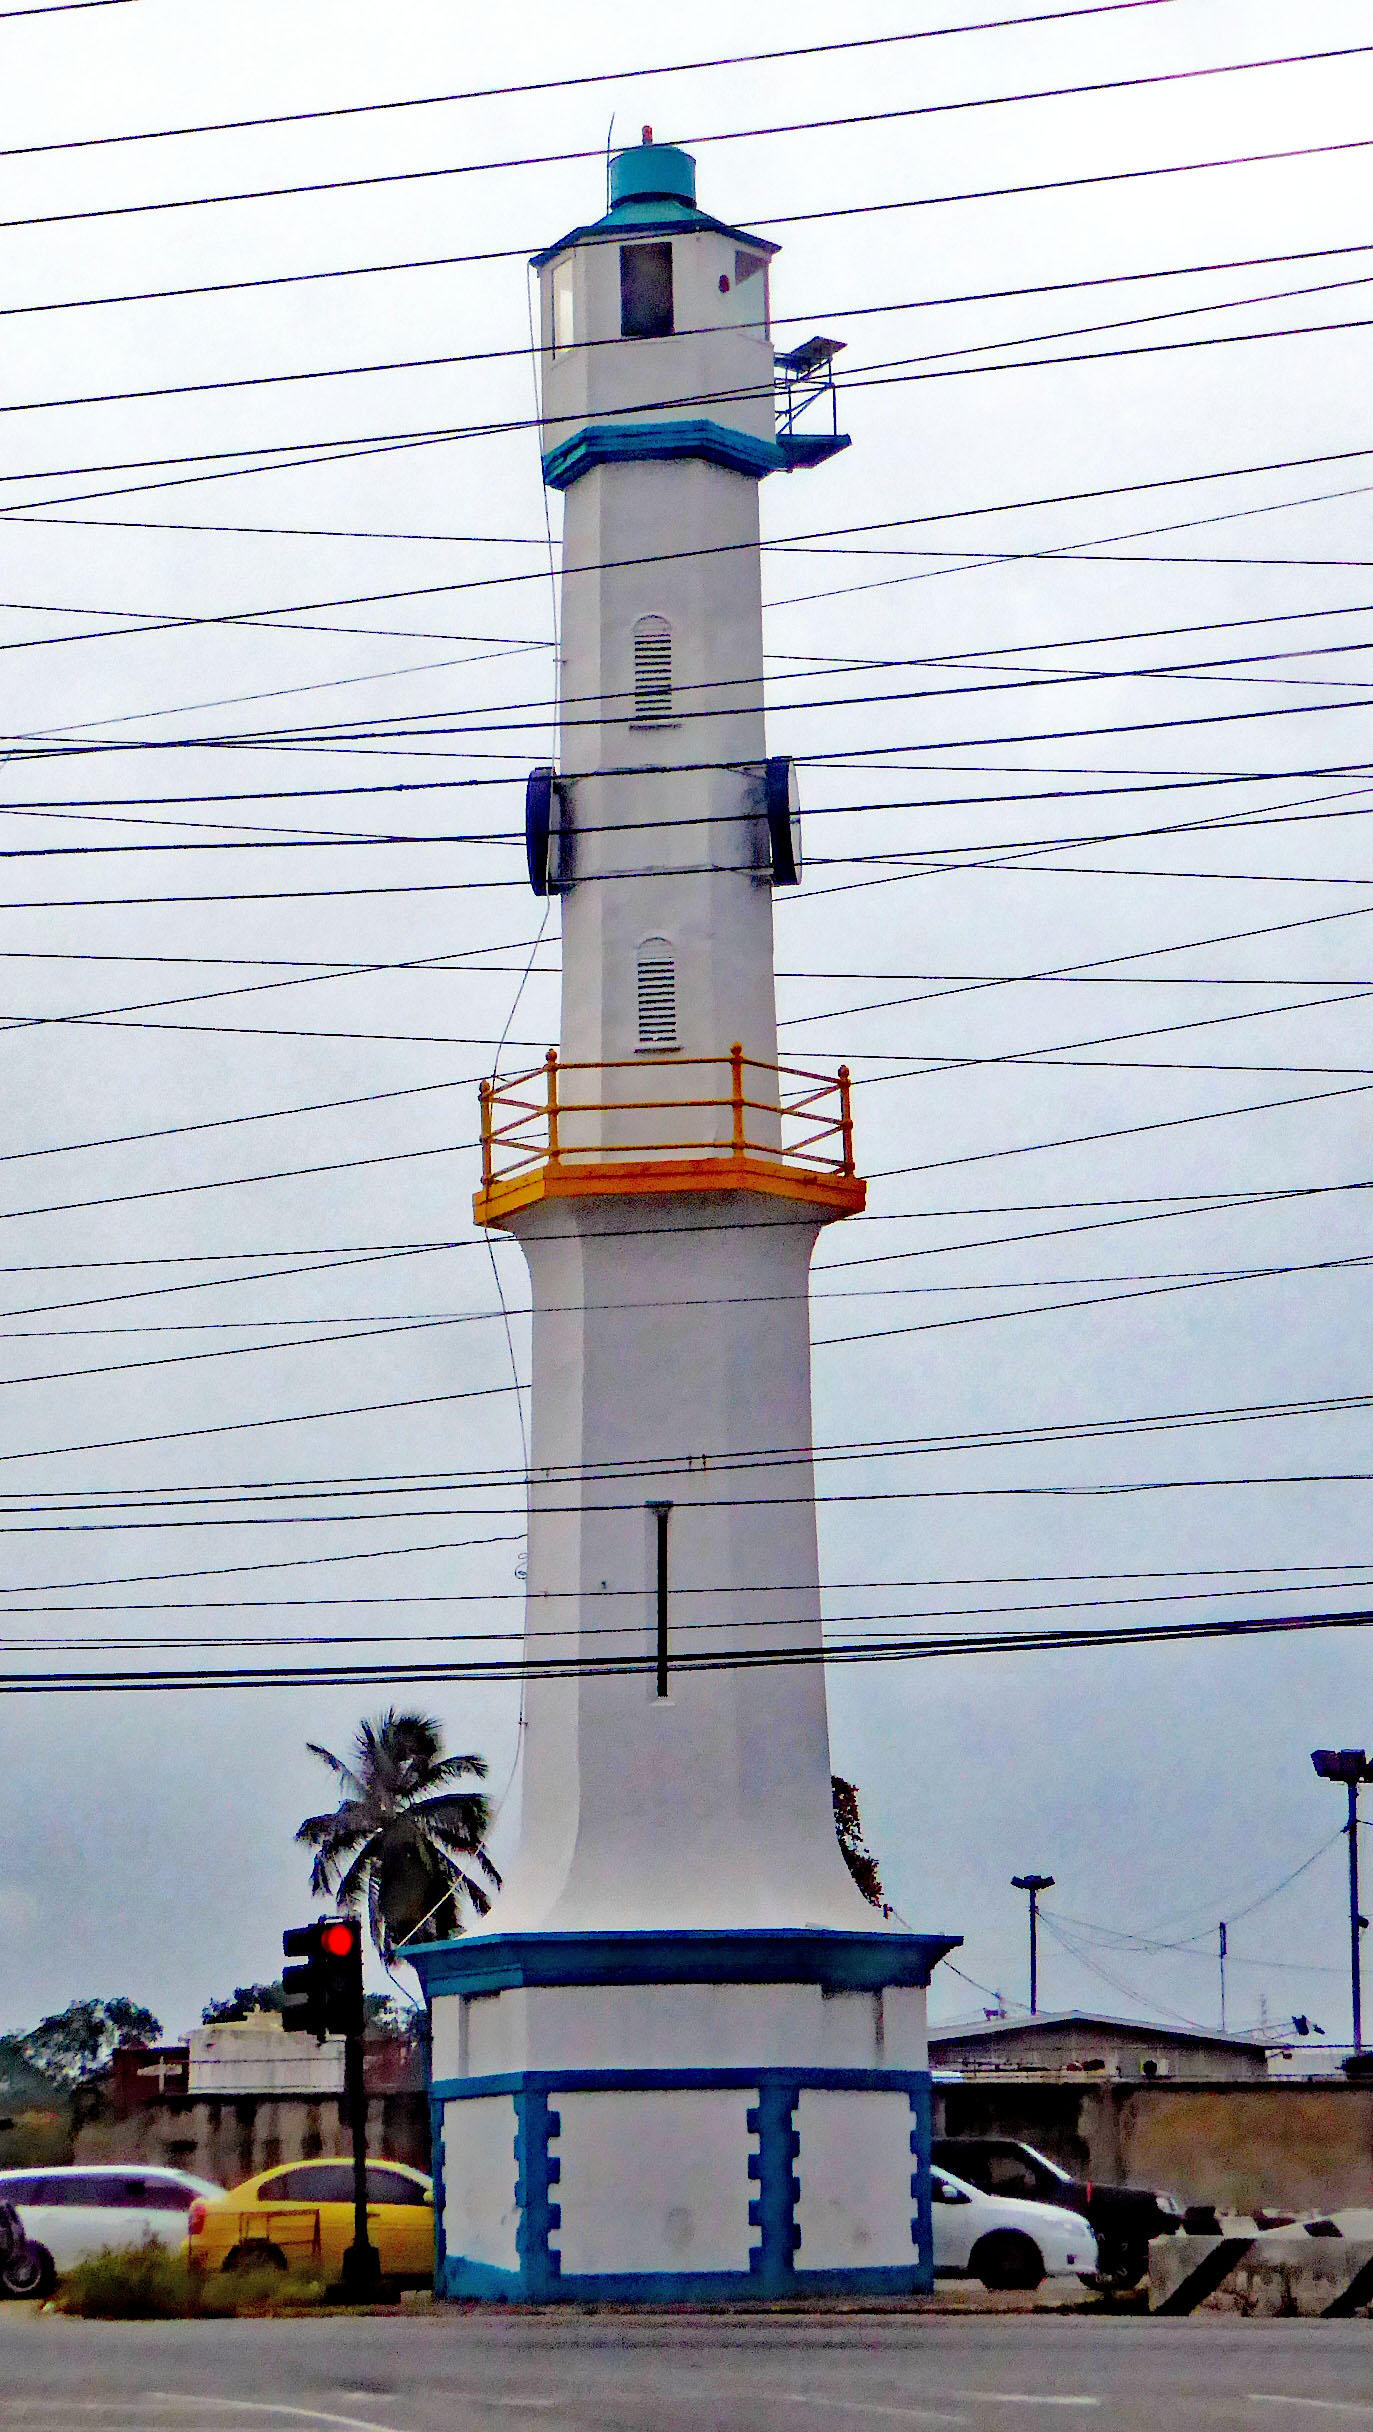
(187, 2010, 344, 2098)
(931, 2012, 1270, 2084)
(412, 134, 959, 2302)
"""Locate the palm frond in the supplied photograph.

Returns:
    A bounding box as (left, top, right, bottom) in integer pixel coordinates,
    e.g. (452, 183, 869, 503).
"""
(299, 1707, 500, 1962)
(304, 1742, 364, 1798)
(420, 1751, 490, 1786)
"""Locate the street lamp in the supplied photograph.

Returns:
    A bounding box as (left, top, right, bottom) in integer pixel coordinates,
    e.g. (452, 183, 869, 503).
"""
(1012, 1873, 1055, 2016)
(1311, 1749, 1373, 2054)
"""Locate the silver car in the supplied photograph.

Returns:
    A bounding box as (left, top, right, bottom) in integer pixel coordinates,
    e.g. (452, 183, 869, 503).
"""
(0, 2165, 223, 2295)
(931, 2162, 1099, 2290)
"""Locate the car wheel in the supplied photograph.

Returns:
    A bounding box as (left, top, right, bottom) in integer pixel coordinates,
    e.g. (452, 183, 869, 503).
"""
(222, 2241, 288, 2276)
(1101, 2249, 1148, 2294)
(1, 2242, 55, 2300)
(971, 2230, 1046, 2292)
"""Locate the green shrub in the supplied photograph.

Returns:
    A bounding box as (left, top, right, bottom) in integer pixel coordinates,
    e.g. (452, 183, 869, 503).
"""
(55, 2240, 326, 2319)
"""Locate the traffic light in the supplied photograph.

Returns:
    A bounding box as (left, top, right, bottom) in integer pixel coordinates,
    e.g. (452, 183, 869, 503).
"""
(281, 1917, 365, 2041)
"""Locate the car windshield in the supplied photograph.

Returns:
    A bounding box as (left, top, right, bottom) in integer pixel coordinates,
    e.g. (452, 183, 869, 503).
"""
(1016, 2144, 1071, 2183)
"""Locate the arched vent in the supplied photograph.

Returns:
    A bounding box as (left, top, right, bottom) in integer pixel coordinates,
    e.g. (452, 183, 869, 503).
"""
(636, 939, 677, 1050)
(632, 616, 674, 726)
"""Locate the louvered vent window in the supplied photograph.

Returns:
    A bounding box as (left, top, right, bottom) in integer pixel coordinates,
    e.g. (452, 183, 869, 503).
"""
(636, 941, 677, 1051)
(632, 617, 674, 726)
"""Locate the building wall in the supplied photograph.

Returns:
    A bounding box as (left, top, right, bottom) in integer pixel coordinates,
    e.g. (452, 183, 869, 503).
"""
(932, 2021, 1268, 2083)
(73, 2090, 430, 2184)
(934, 2078, 1373, 2215)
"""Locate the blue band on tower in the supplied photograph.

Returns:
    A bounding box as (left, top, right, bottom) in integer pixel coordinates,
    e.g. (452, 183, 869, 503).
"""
(541, 417, 787, 491)
(410, 1924, 960, 2000)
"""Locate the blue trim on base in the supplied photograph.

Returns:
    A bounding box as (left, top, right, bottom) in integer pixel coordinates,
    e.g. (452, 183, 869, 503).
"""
(430, 2064, 935, 2305)
(433, 2065, 932, 2101)
(410, 1924, 960, 2001)
(428, 2084, 447, 2294)
(540, 418, 786, 490)
(515, 2086, 562, 2299)
(440, 2254, 523, 2300)
(748, 2082, 799, 2289)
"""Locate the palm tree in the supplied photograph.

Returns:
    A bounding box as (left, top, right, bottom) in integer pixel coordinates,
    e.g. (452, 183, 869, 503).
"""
(296, 1709, 501, 1962)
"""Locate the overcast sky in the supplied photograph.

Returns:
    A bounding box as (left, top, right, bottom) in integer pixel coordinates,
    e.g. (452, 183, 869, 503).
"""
(1, 0, 1372, 2048)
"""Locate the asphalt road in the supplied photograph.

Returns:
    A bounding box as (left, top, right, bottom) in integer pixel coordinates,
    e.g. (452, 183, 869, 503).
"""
(4, 2308, 1373, 2431)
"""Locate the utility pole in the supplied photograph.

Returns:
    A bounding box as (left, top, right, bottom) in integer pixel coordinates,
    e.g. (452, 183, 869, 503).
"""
(1311, 1749, 1373, 2054)
(1218, 1922, 1228, 2035)
(1012, 1873, 1055, 2015)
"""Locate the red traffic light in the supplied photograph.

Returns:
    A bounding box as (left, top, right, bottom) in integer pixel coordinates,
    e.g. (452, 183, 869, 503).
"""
(321, 1920, 358, 1957)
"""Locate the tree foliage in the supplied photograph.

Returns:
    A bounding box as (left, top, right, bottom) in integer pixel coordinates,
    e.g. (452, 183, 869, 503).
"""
(201, 1981, 286, 2024)
(832, 1774, 885, 1907)
(296, 1708, 500, 1964)
(15, 1996, 162, 2086)
(201, 1980, 404, 2031)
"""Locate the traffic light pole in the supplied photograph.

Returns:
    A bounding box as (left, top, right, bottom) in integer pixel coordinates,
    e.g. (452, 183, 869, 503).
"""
(341, 2029, 379, 2298)
(282, 1917, 378, 2295)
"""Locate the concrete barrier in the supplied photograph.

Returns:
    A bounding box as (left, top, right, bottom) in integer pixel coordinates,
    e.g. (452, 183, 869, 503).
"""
(1150, 2231, 1373, 2317)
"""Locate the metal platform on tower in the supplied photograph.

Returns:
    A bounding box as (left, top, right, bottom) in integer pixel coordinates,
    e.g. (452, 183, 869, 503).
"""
(774, 334, 851, 470)
(474, 1045, 865, 1225)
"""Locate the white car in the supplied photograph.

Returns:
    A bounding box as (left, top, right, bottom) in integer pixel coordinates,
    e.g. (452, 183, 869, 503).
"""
(931, 2162, 1098, 2290)
(0, 2164, 223, 2294)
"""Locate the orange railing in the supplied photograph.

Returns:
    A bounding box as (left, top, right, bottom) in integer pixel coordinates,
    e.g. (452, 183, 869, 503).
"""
(477, 1043, 856, 1193)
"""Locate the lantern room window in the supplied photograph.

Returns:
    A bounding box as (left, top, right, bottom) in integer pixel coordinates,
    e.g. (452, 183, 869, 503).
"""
(621, 242, 674, 339)
(551, 255, 575, 354)
(734, 248, 770, 330)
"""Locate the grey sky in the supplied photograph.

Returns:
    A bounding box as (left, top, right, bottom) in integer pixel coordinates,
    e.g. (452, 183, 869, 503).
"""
(0, 0, 1371, 2047)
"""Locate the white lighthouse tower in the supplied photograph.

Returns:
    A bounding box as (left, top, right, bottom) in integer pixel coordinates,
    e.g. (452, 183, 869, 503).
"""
(413, 135, 958, 2301)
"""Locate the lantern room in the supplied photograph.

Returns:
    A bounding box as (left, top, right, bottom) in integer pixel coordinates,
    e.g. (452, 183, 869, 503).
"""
(533, 131, 848, 485)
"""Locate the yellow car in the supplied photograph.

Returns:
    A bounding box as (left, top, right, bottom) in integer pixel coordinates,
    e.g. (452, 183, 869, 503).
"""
(188, 2158, 433, 2286)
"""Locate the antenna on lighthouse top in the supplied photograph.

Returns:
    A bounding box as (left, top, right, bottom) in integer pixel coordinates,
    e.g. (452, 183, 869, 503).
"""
(604, 114, 615, 210)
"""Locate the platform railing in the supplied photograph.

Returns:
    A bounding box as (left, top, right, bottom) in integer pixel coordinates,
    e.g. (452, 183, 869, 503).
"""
(478, 1044, 855, 1192)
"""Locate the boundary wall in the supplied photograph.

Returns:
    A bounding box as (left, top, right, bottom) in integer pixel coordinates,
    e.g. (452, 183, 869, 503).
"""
(934, 2077, 1373, 2216)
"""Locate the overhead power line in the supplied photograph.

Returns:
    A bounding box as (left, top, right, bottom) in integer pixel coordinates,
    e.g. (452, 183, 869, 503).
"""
(0, 0, 132, 15)
(9, 229, 1373, 335)
(5, 257, 1373, 423)
(4, 46, 1368, 237)
(0, 4, 1189, 158)
(6, 1600, 1373, 1694)
(6, 305, 1373, 514)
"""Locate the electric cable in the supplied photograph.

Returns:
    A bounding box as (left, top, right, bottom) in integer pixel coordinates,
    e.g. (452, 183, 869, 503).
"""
(6, 1598, 1373, 1693)
(7, 257, 1373, 426)
(0, 4, 1196, 160)
(6, 45, 1368, 240)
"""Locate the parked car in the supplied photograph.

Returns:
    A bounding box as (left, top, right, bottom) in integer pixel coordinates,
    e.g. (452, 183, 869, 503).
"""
(931, 2161, 1098, 2289)
(0, 2194, 47, 2299)
(0, 2165, 223, 2295)
(187, 2158, 433, 2287)
(932, 2135, 1182, 2288)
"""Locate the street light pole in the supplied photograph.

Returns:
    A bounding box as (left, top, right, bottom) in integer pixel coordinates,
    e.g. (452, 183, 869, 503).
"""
(1311, 1749, 1373, 2055)
(1012, 1873, 1055, 2015)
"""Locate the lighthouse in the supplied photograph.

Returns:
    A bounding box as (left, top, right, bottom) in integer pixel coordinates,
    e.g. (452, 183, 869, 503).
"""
(412, 135, 959, 2301)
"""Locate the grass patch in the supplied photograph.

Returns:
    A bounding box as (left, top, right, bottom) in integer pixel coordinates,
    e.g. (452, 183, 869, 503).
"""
(54, 2239, 327, 2319)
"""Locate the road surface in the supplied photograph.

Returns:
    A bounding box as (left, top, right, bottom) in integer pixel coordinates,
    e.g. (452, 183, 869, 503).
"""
(4, 2307, 1373, 2429)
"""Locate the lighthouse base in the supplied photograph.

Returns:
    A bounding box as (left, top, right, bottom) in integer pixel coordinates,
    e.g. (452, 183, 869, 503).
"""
(411, 1928, 958, 2303)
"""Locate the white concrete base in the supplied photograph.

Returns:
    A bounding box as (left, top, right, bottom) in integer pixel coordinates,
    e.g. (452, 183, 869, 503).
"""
(416, 1929, 951, 2302)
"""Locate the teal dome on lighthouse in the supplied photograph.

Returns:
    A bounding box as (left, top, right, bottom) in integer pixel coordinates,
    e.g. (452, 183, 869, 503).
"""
(608, 136, 696, 210)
